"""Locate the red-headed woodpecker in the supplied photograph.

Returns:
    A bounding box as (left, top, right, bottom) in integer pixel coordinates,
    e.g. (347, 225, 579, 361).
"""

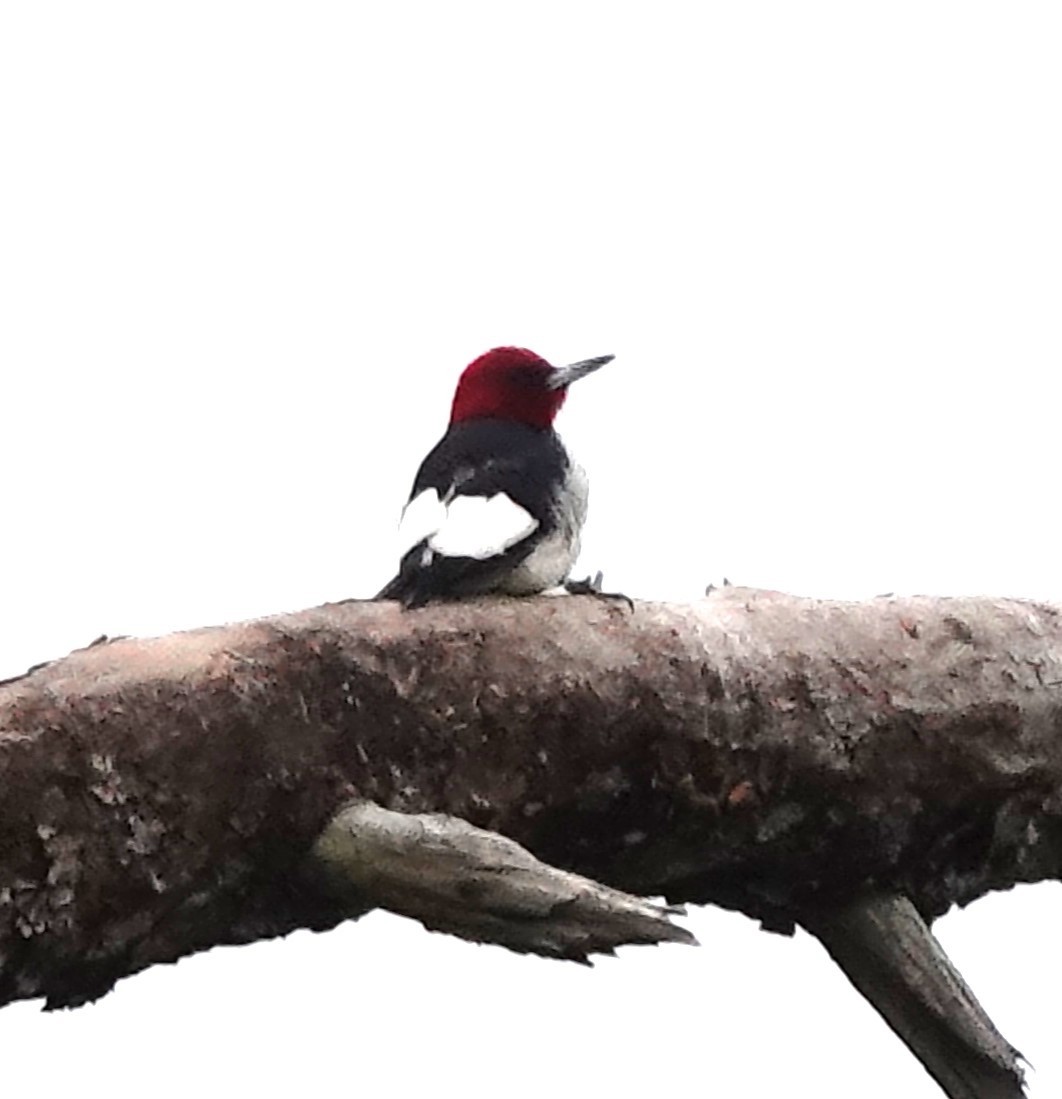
(377, 346, 613, 608)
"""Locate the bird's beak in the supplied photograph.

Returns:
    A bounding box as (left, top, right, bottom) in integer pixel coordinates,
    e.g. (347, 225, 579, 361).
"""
(545, 354, 615, 390)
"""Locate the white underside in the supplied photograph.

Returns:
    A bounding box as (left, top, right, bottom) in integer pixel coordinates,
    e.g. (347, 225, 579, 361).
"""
(498, 461, 588, 592)
(496, 529, 579, 593)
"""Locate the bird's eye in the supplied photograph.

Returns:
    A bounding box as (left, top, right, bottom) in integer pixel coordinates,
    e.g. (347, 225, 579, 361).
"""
(513, 365, 548, 387)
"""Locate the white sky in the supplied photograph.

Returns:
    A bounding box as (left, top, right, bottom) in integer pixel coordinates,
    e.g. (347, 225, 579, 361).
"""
(2, 2, 1060, 1096)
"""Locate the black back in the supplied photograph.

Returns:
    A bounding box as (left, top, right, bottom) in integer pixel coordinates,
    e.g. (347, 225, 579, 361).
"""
(378, 419, 568, 607)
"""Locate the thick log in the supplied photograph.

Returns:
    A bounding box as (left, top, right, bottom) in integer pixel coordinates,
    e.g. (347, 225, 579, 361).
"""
(1, 588, 1057, 1093)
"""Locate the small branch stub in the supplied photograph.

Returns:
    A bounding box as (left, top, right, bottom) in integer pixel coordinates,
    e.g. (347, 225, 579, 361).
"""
(312, 801, 696, 961)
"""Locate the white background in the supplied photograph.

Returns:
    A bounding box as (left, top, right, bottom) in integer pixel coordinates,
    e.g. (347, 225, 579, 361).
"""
(2, 3, 1060, 1096)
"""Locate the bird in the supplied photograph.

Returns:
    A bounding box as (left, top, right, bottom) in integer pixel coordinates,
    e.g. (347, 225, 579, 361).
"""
(377, 346, 613, 608)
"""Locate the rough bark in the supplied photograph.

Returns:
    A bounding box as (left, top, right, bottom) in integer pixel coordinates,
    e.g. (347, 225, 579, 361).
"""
(1, 588, 1058, 1094)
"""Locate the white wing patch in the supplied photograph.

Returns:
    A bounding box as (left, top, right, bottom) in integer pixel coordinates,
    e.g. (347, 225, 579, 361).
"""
(397, 489, 446, 559)
(429, 493, 538, 560)
(397, 486, 538, 563)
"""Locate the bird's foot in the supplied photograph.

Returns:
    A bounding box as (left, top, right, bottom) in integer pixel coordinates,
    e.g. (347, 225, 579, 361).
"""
(564, 571, 634, 611)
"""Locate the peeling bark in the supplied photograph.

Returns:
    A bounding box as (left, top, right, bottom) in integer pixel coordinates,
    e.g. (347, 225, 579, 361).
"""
(1, 588, 1059, 1094)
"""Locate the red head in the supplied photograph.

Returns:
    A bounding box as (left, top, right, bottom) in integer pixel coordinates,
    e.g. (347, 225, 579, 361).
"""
(450, 347, 613, 430)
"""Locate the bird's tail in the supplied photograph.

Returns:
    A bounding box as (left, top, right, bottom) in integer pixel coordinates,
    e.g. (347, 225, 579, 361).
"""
(375, 573, 432, 608)
(375, 574, 408, 602)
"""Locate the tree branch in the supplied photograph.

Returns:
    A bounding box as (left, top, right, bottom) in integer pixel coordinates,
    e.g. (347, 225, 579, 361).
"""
(806, 892, 1025, 1099)
(313, 800, 695, 959)
(2, 588, 1057, 1095)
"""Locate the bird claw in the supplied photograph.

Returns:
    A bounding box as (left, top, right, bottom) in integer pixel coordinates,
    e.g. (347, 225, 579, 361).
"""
(564, 572, 634, 611)
(565, 570, 605, 595)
